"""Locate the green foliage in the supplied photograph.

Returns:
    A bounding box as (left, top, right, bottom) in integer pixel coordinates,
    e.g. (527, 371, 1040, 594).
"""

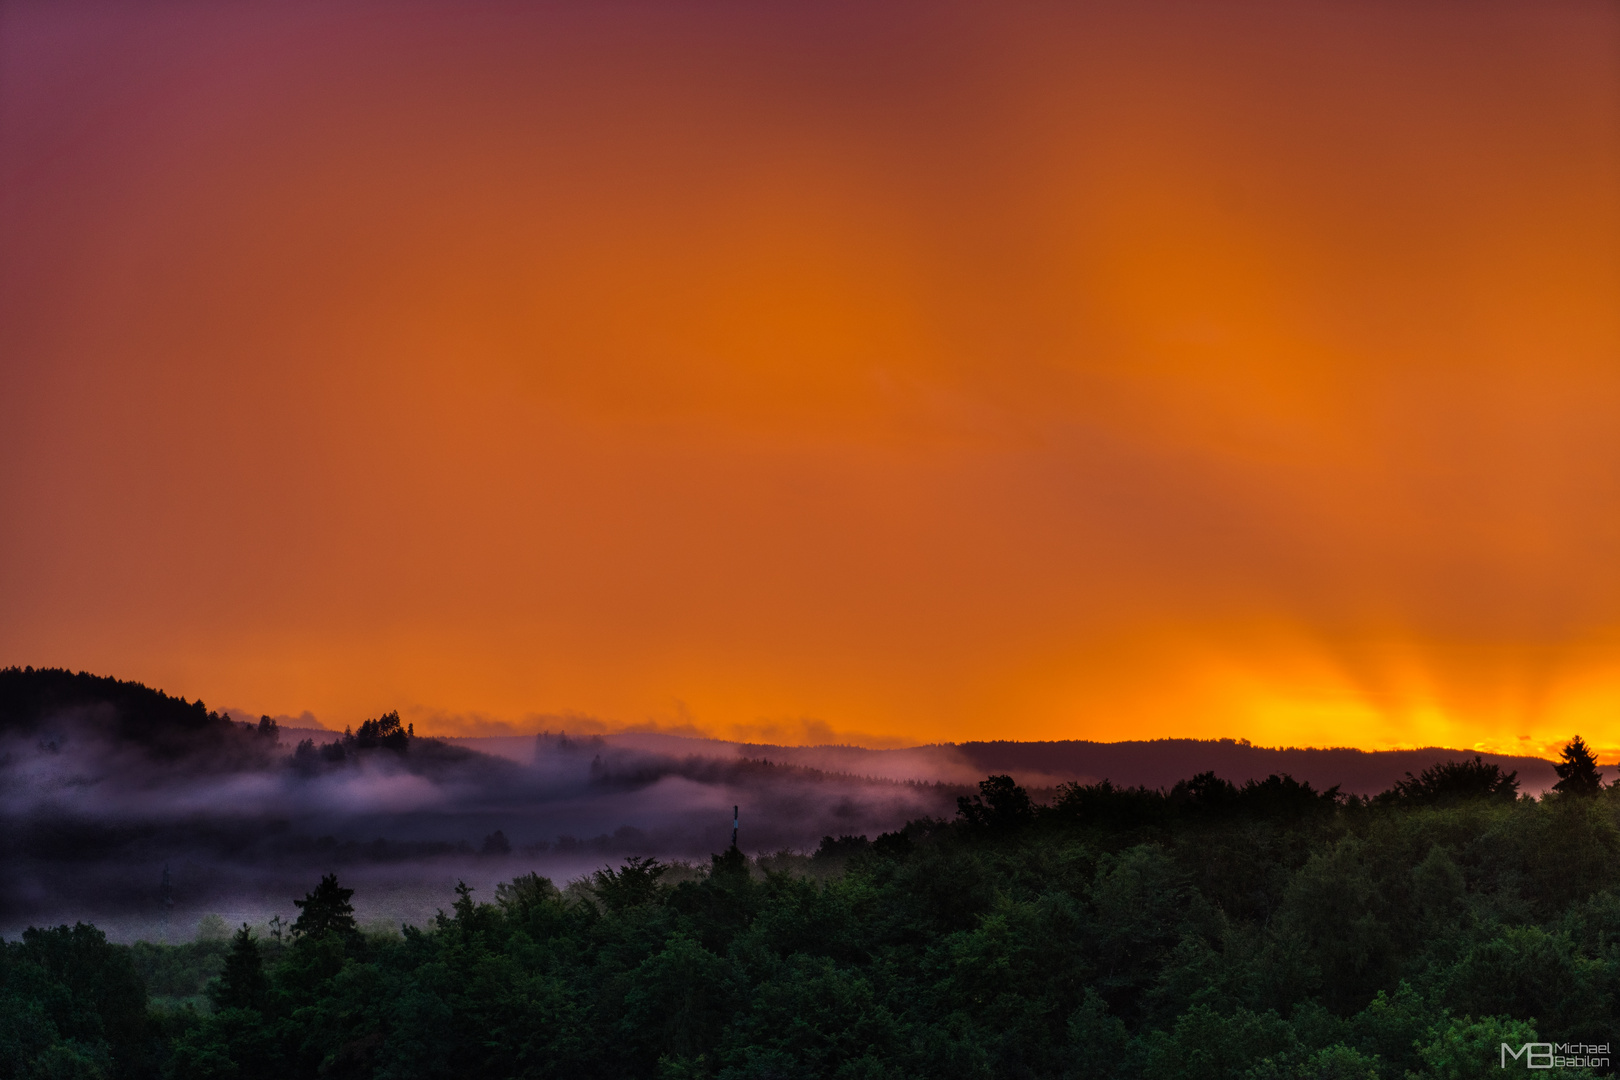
(207, 927, 268, 1014)
(593, 857, 669, 912)
(622, 933, 738, 1061)
(23, 761, 1620, 1078)
(1141, 1003, 1301, 1080)
(129, 940, 229, 1004)
(0, 923, 146, 1079)
(495, 871, 561, 915)
(1299, 1044, 1381, 1080)
(1409, 1015, 1562, 1080)
(1347, 982, 1429, 1077)
(193, 917, 228, 945)
(1066, 989, 1128, 1078)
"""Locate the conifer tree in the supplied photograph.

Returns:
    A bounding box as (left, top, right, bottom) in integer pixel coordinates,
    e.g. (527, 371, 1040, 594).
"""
(1553, 734, 1604, 796)
(291, 873, 358, 938)
(209, 924, 269, 1011)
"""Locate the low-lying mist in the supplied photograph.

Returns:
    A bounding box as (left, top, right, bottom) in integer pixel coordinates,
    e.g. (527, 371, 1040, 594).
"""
(0, 671, 956, 941)
(1, 667, 1570, 944)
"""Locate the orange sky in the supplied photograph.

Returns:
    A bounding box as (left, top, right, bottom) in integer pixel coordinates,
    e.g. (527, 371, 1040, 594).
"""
(3, 1, 1619, 753)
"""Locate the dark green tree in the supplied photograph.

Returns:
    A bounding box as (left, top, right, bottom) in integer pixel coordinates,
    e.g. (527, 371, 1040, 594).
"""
(1170, 770, 1241, 815)
(956, 774, 1034, 829)
(291, 874, 357, 939)
(494, 871, 561, 915)
(1235, 773, 1340, 819)
(1553, 735, 1604, 796)
(1388, 755, 1519, 805)
(10, 923, 147, 1077)
(592, 856, 668, 912)
(352, 709, 410, 750)
(709, 844, 749, 878)
(208, 924, 269, 1012)
(621, 933, 737, 1062)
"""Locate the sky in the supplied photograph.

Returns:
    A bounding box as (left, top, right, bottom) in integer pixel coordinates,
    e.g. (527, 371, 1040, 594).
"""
(3, 0, 1619, 754)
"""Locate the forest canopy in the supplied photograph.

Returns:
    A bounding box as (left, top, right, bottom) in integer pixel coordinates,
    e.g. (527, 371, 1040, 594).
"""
(3, 744, 1617, 1079)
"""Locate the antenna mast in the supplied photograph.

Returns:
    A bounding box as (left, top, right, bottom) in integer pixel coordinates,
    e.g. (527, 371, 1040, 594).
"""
(732, 805, 739, 848)
(160, 863, 174, 941)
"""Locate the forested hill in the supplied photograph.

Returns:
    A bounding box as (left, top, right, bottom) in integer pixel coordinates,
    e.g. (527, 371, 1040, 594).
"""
(0, 666, 252, 761)
(950, 738, 1564, 795)
(7, 761, 1619, 1080)
(610, 733, 1565, 796)
(0, 667, 486, 779)
(5, 667, 1572, 796)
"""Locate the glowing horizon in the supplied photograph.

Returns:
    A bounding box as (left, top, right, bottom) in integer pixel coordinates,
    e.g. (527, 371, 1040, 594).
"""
(4, 1, 1619, 756)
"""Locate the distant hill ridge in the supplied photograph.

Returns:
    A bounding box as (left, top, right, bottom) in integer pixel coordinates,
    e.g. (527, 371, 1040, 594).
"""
(945, 737, 1563, 796)
(502, 729, 1569, 796)
(2, 667, 1572, 795)
(0, 666, 246, 761)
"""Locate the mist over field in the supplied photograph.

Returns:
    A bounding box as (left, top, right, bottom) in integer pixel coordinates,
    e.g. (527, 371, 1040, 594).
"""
(1, 668, 1568, 943)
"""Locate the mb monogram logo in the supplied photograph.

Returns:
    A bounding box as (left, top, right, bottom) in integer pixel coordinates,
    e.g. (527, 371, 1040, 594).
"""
(1500, 1042, 1609, 1069)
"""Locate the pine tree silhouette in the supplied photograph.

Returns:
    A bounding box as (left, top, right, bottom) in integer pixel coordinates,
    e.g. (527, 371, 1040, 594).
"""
(1553, 735, 1605, 796)
(292, 874, 358, 938)
(209, 924, 269, 1011)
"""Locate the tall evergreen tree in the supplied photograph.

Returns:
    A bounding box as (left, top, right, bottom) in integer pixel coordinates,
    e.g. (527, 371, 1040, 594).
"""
(1553, 734, 1604, 795)
(291, 874, 357, 938)
(209, 924, 269, 1011)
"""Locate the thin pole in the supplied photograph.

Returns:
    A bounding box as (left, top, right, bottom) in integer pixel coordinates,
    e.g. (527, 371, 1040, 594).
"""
(160, 863, 173, 941)
(732, 805, 739, 848)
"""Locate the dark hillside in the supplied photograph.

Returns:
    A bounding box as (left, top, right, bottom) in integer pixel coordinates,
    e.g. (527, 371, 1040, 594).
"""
(599, 732, 1566, 795)
(952, 737, 1564, 795)
(0, 666, 268, 763)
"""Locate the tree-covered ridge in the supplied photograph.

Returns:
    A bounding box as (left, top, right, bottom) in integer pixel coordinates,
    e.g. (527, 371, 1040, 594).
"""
(5, 743, 1619, 1080)
(0, 667, 260, 763)
(0, 667, 476, 780)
